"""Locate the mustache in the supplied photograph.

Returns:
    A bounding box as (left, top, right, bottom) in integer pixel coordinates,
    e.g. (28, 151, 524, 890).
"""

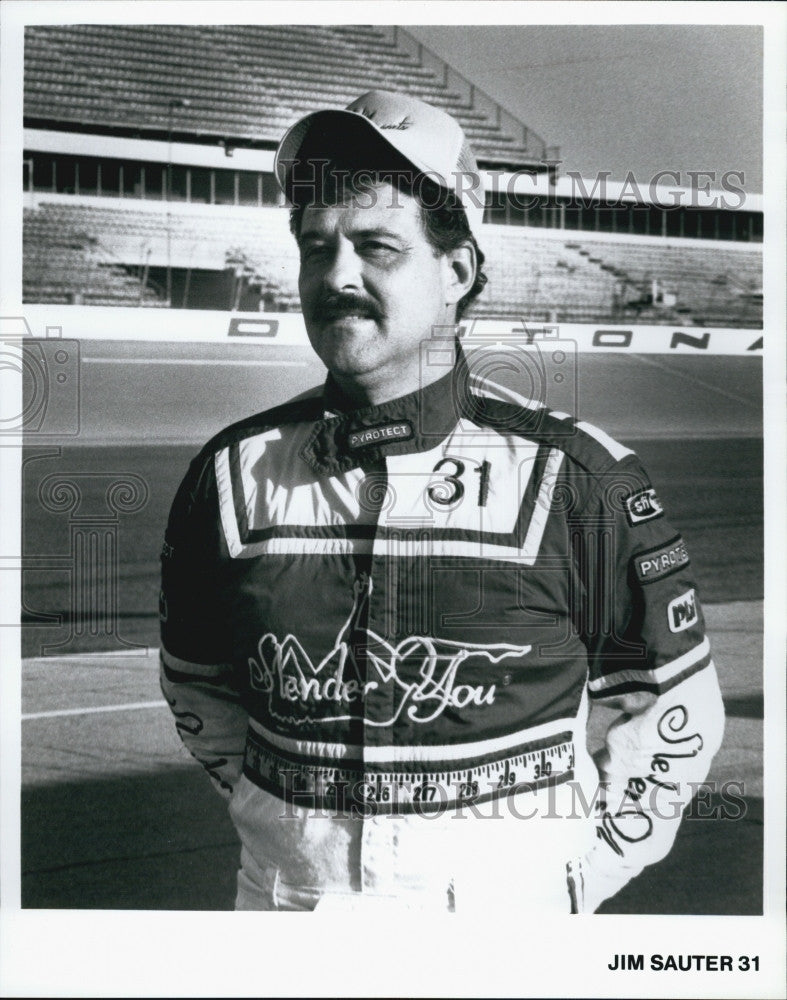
(313, 293, 382, 322)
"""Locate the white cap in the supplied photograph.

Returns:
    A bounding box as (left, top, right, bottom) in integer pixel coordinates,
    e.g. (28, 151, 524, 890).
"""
(274, 90, 485, 238)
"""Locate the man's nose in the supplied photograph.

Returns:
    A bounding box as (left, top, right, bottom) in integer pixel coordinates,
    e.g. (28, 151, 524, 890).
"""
(323, 238, 362, 291)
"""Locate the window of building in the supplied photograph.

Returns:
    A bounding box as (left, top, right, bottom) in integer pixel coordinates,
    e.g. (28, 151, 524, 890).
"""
(629, 204, 650, 235)
(562, 199, 580, 230)
(32, 153, 55, 192)
(261, 172, 279, 206)
(190, 166, 211, 204)
(215, 169, 237, 205)
(596, 208, 614, 233)
(168, 164, 188, 201)
(485, 193, 508, 225)
(78, 159, 99, 196)
(617, 203, 638, 234)
(684, 208, 707, 239)
(648, 206, 663, 237)
(716, 212, 733, 241)
(21, 150, 761, 248)
(122, 160, 143, 198)
(55, 157, 76, 194)
(101, 160, 121, 197)
(665, 207, 682, 237)
(579, 205, 595, 231)
(524, 201, 544, 227)
(145, 162, 165, 199)
(238, 170, 260, 206)
(501, 196, 522, 225)
(542, 200, 560, 229)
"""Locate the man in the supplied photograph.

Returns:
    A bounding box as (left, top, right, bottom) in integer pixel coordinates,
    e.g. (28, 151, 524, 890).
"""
(160, 90, 725, 912)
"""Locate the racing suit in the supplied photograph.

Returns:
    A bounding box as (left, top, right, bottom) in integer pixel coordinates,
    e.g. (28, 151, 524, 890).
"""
(159, 346, 724, 912)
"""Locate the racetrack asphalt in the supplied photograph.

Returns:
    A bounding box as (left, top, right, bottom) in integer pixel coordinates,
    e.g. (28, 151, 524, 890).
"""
(20, 601, 763, 914)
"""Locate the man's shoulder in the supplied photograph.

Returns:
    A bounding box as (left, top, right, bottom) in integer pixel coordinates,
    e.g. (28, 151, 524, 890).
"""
(470, 378, 638, 474)
(167, 386, 325, 515)
(196, 384, 325, 459)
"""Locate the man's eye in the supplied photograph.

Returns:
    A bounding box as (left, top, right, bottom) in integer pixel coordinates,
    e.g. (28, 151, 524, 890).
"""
(361, 242, 398, 256)
(301, 245, 328, 261)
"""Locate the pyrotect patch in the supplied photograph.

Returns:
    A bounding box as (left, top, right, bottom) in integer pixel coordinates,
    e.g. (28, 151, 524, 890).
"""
(347, 421, 413, 450)
(668, 588, 698, 633)
(634, 537, 690, 584)
(624, 487, 664, 526)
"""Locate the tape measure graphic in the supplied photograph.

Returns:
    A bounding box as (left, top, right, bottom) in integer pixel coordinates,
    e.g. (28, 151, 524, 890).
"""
(244, 730, 575, 815)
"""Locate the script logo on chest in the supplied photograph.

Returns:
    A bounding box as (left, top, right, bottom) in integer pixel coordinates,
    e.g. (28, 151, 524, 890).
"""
(247, 584, 530, 727)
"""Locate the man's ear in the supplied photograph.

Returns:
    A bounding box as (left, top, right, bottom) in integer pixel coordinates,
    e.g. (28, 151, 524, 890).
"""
(444, 241, 477, 309)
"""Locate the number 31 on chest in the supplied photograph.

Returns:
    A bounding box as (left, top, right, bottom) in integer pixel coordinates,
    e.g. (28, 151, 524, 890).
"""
(428, 458, 491, 508)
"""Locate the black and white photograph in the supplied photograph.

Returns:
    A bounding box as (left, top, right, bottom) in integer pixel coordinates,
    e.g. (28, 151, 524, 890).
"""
(0, 2, 784, 997)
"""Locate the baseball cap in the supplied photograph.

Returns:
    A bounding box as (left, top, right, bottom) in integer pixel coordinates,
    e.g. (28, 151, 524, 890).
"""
(274, 90, 485, 238)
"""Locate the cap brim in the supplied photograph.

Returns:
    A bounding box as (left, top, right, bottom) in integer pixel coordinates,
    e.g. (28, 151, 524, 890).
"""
(275, 108, 445, 194)
(274, 108, 484, 238)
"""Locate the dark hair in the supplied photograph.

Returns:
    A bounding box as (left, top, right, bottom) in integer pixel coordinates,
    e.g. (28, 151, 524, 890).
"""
(286, 136, 487, 320)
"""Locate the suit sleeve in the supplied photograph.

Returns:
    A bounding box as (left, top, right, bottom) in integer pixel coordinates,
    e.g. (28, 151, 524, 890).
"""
(159, 451, 248, 800)
(570, 454, 725, 913)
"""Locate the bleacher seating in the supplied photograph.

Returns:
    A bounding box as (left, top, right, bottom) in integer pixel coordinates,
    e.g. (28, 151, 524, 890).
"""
(561, 238, 762, 327)
(23, 201, 763, 326)
(22, 25, 762, 327)
(23, 202, 299, 309)
(23, 204, 166, 306)
(24, 24, 546, 167)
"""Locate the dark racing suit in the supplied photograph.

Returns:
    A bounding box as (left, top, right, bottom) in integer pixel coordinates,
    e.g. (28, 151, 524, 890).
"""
(160, 350, 724, 912)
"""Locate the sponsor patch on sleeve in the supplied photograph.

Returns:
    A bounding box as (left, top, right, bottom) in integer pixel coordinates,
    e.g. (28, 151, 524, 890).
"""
(624, 486, 664, 526)
(633, 536, 690, 584)
(667, 588, 699, 633)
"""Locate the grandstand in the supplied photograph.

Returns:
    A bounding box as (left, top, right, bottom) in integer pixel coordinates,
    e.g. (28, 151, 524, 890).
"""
(24, 24, 548, 166)
(22, 24, 763, 328)
(22, 200, 763, 326)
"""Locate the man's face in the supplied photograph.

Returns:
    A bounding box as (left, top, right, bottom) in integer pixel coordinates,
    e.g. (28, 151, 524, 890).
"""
(297, 181, 457, 397)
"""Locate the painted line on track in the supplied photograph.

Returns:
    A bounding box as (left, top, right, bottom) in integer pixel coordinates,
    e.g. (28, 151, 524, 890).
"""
(83, 358, 308, 367)
(25, 649, 157, 663)
(23, 700, 167, 721)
